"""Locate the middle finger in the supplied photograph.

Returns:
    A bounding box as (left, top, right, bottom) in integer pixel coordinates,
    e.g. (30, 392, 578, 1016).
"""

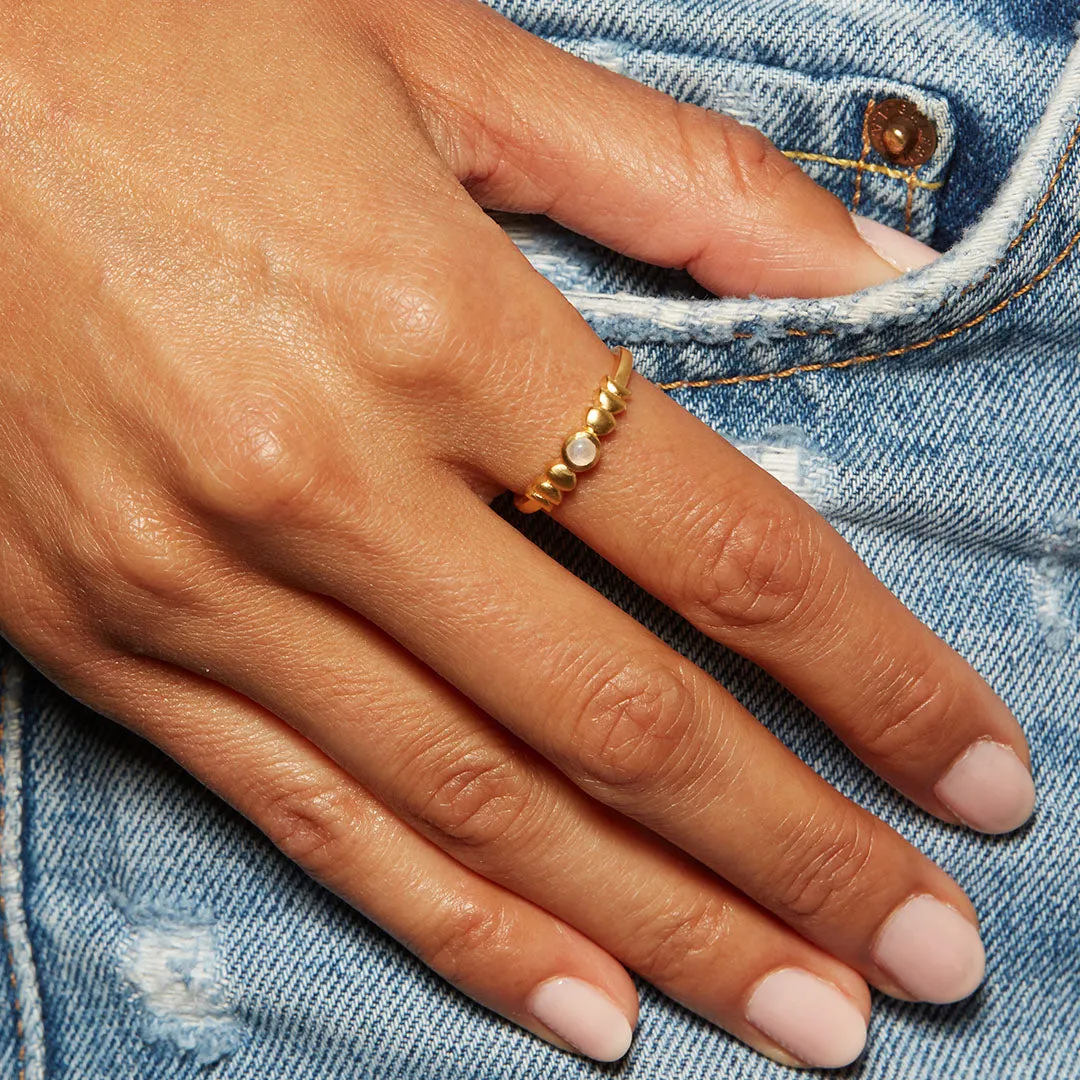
(210, 462, 987, 1007)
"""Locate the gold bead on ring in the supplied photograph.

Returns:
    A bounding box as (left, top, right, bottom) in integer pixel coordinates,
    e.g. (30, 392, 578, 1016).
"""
(514, 346, 634, 514)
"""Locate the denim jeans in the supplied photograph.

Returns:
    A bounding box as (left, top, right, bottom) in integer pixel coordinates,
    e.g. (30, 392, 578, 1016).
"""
(2, 1, 1078, 1077)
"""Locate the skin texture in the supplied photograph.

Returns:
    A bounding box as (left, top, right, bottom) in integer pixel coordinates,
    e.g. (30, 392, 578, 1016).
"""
(0, 0, 1031, 1067)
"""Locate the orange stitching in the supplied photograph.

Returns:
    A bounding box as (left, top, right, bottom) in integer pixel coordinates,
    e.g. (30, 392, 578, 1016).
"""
(852, 99, 875, 212)
(1008, 120, 1080, 249)
(957, 119, 1080, 299)
(790, 97, 934, 231)
(0, 663, 26, 1080)
(782, 149, 946, 189)
(904, 168, 918, 235)
(656, 222, 1080, 389)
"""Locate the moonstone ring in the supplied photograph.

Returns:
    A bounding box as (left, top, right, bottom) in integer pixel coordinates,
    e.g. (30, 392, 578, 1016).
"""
(513, 346, 634, 515)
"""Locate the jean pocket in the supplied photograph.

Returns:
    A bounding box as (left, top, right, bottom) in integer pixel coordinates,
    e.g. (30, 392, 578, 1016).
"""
(496, 37, 1080, 391)
(550, 37, 957, 243)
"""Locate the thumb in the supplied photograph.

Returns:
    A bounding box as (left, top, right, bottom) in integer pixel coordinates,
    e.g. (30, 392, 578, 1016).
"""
(387, 0, 937, 298)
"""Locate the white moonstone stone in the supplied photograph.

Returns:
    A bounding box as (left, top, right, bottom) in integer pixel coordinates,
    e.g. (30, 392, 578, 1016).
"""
(565, 434, 598, 468)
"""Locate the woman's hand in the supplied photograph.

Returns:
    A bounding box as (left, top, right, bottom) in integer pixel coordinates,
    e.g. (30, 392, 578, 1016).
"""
(0, 0, 1033, 1069)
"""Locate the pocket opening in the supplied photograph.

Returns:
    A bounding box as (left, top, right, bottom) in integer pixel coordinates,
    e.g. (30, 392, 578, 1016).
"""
(500, 35, 1080, 358)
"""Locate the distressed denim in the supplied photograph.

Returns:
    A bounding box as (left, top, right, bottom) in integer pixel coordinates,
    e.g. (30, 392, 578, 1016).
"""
(1, 1, 1078, 1077)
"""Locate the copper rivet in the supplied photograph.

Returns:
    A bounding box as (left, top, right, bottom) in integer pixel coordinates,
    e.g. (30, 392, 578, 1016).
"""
(868, 98, 938, 167)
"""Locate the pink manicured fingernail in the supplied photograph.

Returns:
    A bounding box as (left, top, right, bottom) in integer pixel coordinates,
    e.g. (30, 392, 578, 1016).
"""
(873, 895, 985, 1003)
(935, 739, 1035, 834)
(746, 968, 867, 1068)
(852, 214, 940, 272)
(527, 977, 633, 1061)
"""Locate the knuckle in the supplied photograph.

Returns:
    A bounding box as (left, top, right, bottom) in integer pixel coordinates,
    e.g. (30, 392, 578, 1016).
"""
(634, 894, 734, 984)
(365, 272, 456, 359)
(681, 500, 823, 631)
(670, 100, 775, 196)
(425, 901, 518, 984)
(768, 803, 878, 923)
(669, 98, 717, 194)
(99, 498, 205, 607)
(180, 389, 329, 526)
(717, 117, 774, 201)
(663, 103, 810, 290)
(682, 105, 778, 198)
(412, 741, 537, 849)
(257, 773, 353, 872)
(708, 111, 805, 206)
(567, 659, 700, 798)
(62, 486, 208, 622)
(856, 650, 962, 761)
(350, 269, 478, 399)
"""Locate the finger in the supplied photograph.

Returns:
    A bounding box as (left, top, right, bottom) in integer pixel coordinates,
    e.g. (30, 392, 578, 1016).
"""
(183, 420, 987, 1009)
(379, 0, 934, 297)
(50, 649, 640, 1064)
(484, 359, 1035, 838)
(119, 575, 872, 1069)
(144, 195, 990, 1007)
(351, 220, 1028, 841)
(150, 205, 987, 1004)
(373, 491, 988, 1003)
(338, 221, 1027, 845)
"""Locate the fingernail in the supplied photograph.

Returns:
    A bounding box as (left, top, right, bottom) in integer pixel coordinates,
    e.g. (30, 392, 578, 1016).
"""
(527, 977, 633, 1062)
(746, 968, 867, 1069)
(873, 895, 985, 1003)
(935, 739, 1036, 834)
(852, 213, 940, 273)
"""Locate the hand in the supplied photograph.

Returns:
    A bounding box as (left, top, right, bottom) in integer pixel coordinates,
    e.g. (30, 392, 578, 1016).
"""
(0, 0, 1033, 1070)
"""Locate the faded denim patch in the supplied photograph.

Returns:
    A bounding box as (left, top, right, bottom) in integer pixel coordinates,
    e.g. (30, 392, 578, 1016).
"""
(115, 896, 247, 1067)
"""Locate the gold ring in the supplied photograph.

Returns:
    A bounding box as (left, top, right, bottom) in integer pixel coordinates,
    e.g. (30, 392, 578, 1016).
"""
(514, 346, 634, 514)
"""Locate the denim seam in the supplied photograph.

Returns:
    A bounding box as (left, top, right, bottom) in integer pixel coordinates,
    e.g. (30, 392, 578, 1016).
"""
(783, 92, 943, 235)
(905, 165, 920, 234)
(675, 100, 1069, 353)
(656, 213, 1080, 388)
(945, 118, 1080, 311)
(1005, 118, 1080, 251)
(0, 658, 45, 1080)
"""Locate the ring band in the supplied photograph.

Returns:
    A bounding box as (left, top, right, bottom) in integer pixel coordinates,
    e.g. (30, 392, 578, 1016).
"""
(514, 346, 634, 515)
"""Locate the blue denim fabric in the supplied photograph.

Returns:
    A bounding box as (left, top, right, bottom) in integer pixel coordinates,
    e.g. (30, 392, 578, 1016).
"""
(1, 2, 1078, 1078)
